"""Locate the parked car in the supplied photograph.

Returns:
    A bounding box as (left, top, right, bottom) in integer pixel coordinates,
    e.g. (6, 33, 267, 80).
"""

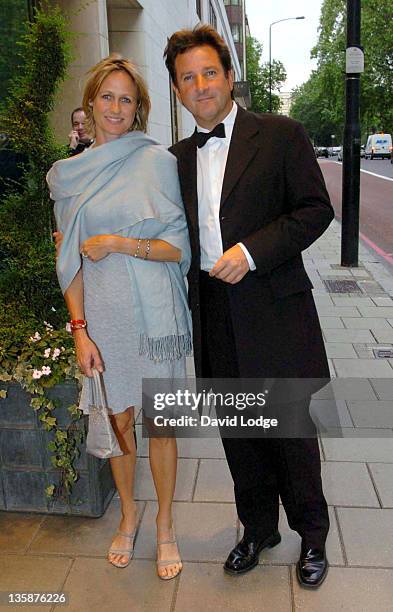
(360, 145, 365, 158)
(315, 146, 329, 158)
(365, 133, 392, 159)
(337, 146, 343, 161)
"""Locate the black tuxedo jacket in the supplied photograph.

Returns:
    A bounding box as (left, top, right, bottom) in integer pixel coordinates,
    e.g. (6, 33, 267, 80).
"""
(170, 106, 334, 381)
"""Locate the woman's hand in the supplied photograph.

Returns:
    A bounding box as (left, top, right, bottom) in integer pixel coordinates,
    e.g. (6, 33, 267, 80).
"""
(73, 330, 104, 377)
(80, 234, 115, 262)
(53, 231, 64, 258)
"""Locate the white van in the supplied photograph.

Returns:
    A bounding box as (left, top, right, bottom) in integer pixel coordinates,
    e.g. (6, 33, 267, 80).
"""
(365, 133, 392, 160)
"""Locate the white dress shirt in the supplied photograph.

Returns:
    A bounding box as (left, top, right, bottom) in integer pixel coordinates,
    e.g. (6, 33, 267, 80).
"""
(196, 102, 256, 272)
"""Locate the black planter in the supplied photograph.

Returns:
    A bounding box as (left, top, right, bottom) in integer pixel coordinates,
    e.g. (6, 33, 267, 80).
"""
(0, 381, 116, 517)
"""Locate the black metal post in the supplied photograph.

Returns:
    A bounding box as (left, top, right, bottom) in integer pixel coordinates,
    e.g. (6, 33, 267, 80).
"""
(269, 23, 272, 113)
(341, 0, 362, 266)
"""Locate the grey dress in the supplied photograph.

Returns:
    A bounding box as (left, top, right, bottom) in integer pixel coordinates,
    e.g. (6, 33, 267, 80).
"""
(78, 239, 186, 415)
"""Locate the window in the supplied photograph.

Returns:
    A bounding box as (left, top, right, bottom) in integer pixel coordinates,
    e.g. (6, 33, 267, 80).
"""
(196, 0, 201, 19)
(209, 2, 217, 30)
(224, 0, 241, 5)
(231, 23, 242, 43)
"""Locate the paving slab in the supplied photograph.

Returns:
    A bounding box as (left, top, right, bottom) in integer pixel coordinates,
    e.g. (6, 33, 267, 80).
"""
(193, 459, 234, 502)
(372, 297, 393, 306)
(133, 457, 198, 501)
(313, 378, 377, 401)
(333, 359, 393, 378)
(57, 558, 175, 612)
(292, 567, 393, 612)
(319, 316, 345, 329)
(372, 329, 393, 343)
(342, 317, 392, 329)
(174, 563, 291, 612)
(27, 498, 144, 557)
(370, 378, 393, 400)
(323, 329, 376, 343)
(136, 424, 226, 459)
(337, 508, 393, 567)
(347, 400, 393, 429)
(358, 306, 393, 318)
(176, 436, 226, 459)
(310, 398, 354, 429)
(325, 343, 358, 358)
(312, 295, 334, 306)
(368, 464, 393, 508)
(0, 512, 44, 553)
(321, 437, 393, 462)
(0, 556, 72, 612)
(331, 297, 375, 307)
(321, 461, 379, 507)
(317, 306, 361, 317)
(133, 501, 237, 562)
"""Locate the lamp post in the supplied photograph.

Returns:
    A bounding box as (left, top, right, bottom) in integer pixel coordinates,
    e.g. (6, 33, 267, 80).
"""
(269, 16, 305, 113)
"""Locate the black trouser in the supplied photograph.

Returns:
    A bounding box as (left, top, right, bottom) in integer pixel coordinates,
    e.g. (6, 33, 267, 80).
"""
(199, 271, 329, 548)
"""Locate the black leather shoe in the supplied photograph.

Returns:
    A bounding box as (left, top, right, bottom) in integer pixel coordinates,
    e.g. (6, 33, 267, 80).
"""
(296, 547, 328, 588)
(224, 530, 281, 575)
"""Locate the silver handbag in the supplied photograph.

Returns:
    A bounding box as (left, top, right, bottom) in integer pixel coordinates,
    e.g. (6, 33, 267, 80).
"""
(86, 368, 123, 459)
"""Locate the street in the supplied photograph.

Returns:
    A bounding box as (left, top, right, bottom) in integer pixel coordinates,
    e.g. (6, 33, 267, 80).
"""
(319, 159, 393, 258)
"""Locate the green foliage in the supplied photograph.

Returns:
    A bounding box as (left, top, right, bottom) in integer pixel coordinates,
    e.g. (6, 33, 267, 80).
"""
(0, 5, 83, 505)
(290, 0, 393, 143)
(246, 36, 287, 113)
(0, 322, 84, 504)
(0, 0, 29, 105)
(0, 5, 72, 328)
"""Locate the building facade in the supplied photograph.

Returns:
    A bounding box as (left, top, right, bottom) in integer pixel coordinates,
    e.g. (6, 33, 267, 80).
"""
(45, 0, 242, 145)
(223, 0, 247, 80)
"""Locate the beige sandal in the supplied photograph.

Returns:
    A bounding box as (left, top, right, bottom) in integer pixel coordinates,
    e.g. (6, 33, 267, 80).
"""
(108, 529, 136, 568)
(156, 525, 182, 580)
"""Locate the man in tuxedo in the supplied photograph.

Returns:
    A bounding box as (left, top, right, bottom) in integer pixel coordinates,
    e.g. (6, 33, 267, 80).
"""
(164, 25, 334, 588)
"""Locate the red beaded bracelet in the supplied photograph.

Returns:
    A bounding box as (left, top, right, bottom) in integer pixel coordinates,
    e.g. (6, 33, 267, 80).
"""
(70, 319, 87, 332)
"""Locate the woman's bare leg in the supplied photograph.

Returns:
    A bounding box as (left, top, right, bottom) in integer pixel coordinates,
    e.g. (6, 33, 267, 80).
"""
(149, 435, 182, 578)
(108, 406, 137, 566)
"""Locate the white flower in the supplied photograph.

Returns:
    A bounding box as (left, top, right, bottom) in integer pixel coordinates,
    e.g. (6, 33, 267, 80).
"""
(44, 321, 53, 330)
(65, 322, 71, 333)
(41, 366, 51, 376)
(52, 348, 61, 361)
(43, 348, 51, 358)
(32, 369, 43, 379)
(61, 346, 65, 352)
(51, 307, 57, 312)
(30, 331, 41, 342)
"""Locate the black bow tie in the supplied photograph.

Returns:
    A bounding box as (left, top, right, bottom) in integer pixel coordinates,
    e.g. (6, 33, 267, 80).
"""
(195, 123, 226, 148)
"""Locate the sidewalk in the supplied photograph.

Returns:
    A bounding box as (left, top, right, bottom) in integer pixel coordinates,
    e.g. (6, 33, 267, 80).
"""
(1, 219, 393, 612)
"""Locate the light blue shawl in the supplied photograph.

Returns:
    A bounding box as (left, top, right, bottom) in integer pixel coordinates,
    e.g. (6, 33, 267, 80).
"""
(47, 131, 192, 362)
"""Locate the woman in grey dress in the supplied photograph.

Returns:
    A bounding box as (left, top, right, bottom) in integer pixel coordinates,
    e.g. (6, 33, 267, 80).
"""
(48, 55, 192, 579)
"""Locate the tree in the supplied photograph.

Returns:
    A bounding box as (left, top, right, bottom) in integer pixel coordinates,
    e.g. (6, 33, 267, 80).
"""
(246, 36, 287, 114)
(0, 5, 72, 333)
(291, 0, 393, 142)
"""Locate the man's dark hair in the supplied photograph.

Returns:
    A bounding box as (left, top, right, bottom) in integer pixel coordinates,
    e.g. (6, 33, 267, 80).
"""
(164, 25, 232, 86)
(70, 107, 84, 124)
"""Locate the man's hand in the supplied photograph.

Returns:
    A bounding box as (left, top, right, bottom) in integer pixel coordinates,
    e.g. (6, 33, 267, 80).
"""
(68, 129, 79, 149)
(53, 231, 64, 258)
(80, 235, 114, 262)
(209, 244, 250, 284)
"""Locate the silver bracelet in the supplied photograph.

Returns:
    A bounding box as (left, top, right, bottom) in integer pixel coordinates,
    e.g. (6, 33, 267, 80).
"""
(134, 238, 142, 258)
(144, 239, 151, 260)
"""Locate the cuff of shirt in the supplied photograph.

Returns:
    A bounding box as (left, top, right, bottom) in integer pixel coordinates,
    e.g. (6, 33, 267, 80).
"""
(237, 242, 256, 271)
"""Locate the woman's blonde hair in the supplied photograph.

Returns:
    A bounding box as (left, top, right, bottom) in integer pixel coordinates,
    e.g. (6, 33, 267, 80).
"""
(82, 53, 150, 135)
